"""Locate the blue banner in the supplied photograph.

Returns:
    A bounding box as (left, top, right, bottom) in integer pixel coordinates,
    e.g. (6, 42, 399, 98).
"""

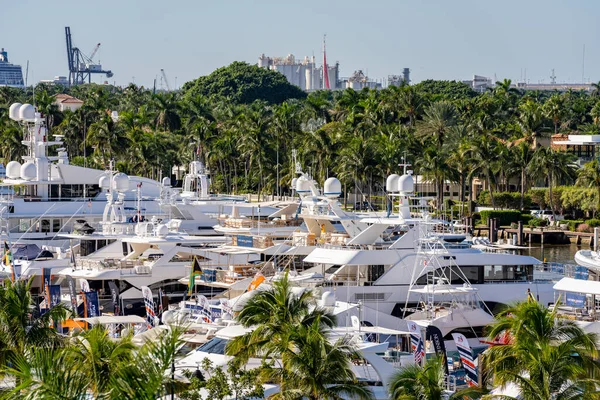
(237, 235, 254, 248)
(574, 266, 589, 280)
(49, 285, 61, 308)
(84, 291, 101, 318)
(566, 292, 586, 308)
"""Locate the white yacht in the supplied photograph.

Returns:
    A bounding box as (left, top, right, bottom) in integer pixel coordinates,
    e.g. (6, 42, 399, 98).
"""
(1, 103, 168, 247)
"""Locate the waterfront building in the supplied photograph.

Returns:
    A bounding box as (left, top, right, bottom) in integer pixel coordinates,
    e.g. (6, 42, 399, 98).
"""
(39, 76, 69, 86)
(0, 48, 24, 88)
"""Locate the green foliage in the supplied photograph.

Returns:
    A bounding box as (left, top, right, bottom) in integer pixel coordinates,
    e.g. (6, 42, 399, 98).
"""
(527, 217, 547, 227)
(479, 210, 523, 226)
(478, 191, 532, 209)
(388, 357, 446, 400)
(412, 80, 477, 101)
(562, 219, 584, 231)
(182, 61, 307, 104)
(584, 218, 600, 228)
(528, 188, 547, 209)
(483, 301, 600, 398)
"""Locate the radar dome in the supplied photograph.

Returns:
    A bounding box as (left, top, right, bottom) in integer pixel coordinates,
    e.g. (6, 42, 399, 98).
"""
(161, 177, 171, 187)
(19, 104, 35, 121)
(112, 173, 130, 192)
(6, 161, 21, 179)
(154, 224, 169, 237)
(20, 162, 36, 181)
(320, 291, 336, 307)
(323, 177, 342, 198)
(386, 174, 400, 192)
(291, 177, 298, 189)
(397, 173, 414, 193)
(98, 175, 110, 189)
(295, 177, 311, 193)
(9, 103, 22, 121)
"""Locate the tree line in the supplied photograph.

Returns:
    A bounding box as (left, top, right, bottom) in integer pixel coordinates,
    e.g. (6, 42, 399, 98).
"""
(2, 62, 600, 209)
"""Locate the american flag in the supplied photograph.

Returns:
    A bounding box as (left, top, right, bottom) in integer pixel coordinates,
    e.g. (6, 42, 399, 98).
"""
(414, 337, 425, 364)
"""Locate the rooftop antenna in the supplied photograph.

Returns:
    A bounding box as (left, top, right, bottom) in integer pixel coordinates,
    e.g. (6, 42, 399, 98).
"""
(550, 69, 556, 84)
(582, 44, 586, 83)
(399, 152, 411, 174)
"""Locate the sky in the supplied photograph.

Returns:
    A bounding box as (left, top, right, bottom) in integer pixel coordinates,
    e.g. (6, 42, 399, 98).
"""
(2, 0, 599, 89)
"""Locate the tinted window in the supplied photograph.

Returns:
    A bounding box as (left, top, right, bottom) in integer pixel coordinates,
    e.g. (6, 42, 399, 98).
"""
(196, 337, 230, 355)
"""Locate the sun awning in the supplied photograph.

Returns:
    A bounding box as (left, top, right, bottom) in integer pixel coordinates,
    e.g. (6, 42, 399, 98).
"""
(554, 277, 600, 296)
(74, 315, 147, 324)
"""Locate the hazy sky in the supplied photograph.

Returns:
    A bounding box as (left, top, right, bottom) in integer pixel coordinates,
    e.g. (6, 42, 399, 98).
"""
(2, 0, 599, 88)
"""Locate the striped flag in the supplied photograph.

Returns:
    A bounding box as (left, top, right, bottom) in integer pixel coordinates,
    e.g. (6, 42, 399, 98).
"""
(407, 321, 425, 364)
(452, 333, 478, 386)
(141, 286, 155, 329)
(3, 242, 13, 282)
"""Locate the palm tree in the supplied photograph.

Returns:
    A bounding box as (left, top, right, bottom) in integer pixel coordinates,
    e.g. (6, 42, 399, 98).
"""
(527, 147, 577, 219)
(0, 277, 68, 368)
(388, 357, 447, 400)
(483, 301, 600, 399)
(543, 94, 565, 135)
(515, 100, 550, 149)
(577, 159, 600, 213)
(416, 101, 459, 148)
(226, 274, 370, 399)
(70, 325, 136, 398)
(2, 347, 89, 400)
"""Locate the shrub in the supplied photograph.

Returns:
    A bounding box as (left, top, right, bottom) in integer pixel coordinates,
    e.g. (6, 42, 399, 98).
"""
(477, 191, 531, 209)
(585, 219, 600, 228)
(577, 223, 592, 233)
(520, 213, 535, 224)
(528, 218, 547, 227)
(479, 210, 523, 226)
(563, 219, 585, 231)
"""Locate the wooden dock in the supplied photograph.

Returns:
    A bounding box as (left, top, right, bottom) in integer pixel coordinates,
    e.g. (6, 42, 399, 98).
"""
(501, 227, 594, 246)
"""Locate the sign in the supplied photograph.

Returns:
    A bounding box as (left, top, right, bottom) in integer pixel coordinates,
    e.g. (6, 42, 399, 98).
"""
(237, 235, 254, 248)
(141, 286, 155, 328)
(66, 276, 78, 316)
(49, 285, 61, 308)
(108, 281, 120, 316)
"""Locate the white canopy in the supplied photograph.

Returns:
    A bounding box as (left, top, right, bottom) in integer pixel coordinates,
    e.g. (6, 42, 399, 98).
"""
(554, 277, 600, 296)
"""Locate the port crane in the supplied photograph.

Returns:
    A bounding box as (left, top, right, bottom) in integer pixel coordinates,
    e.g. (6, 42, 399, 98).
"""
(65, 27, 113, 86)
(160, 69, 171, 91)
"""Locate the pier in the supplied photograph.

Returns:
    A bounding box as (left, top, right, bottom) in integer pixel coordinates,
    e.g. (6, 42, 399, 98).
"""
(473, 224, 596, 247)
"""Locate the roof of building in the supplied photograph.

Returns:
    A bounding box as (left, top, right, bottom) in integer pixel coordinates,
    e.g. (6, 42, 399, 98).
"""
(54, 94, 84, 104)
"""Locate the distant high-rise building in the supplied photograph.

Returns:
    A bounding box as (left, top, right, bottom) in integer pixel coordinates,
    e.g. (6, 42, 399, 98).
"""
(258, 53, 340, 91)
(0, 48, 24, 88)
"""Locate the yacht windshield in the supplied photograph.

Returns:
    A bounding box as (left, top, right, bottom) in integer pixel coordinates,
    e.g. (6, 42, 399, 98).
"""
(196, 337, 230, 355)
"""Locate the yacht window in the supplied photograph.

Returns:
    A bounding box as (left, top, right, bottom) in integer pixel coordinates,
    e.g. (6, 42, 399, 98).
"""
(416, 266, 482, 285)
(41, 220, 50, 233)
(50, 185, 59, 199)
(18, 219, 31, 233)
(484, 265, 532, 282)
(85, 184, 101, 199)
(52, 219, 61, 233)
(196, 337, 230, 355)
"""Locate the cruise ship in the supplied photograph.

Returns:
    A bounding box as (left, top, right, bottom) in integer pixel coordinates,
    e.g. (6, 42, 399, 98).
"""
(0, 48, 24, 87)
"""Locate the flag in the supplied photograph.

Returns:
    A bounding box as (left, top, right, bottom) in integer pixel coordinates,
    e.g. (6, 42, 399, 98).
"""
(108, 281, 120, 316)
(70, 246, 77, 269)
(452, 333, 478, 386)
(141, 286, 155, 329)
(84, 291, 100, 318)
(42, 268, 52, 308)
(247, 271, 265, 291)
(427, 325, 449, 374)
(49, 285, 61, 308)
(80, 279, 90, 293)
(187, 257, 203, 296)
(66, 276, 78, 316)
(3, 242, 13, 282)
(407, 321, 425, 364)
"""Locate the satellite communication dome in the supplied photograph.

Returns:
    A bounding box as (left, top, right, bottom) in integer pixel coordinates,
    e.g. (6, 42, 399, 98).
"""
(112, 173, 130, 192)
(9, 103, 22, 121)
(98, 175, 110, 189)
(6, 161, 21, 179)
(19, 104, 35, 121)
(323, 177, 342, 198)
(397, 173, 414, 193)
(161, 177, 171, 187)
(386, 174, 400, 192)
(291, 177, 298, 189)
(295, 177, 311, 193)
(20, 162, 36, 181)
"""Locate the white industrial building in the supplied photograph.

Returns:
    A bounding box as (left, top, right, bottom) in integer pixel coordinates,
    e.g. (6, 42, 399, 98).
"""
(258, 53, 339, 91)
